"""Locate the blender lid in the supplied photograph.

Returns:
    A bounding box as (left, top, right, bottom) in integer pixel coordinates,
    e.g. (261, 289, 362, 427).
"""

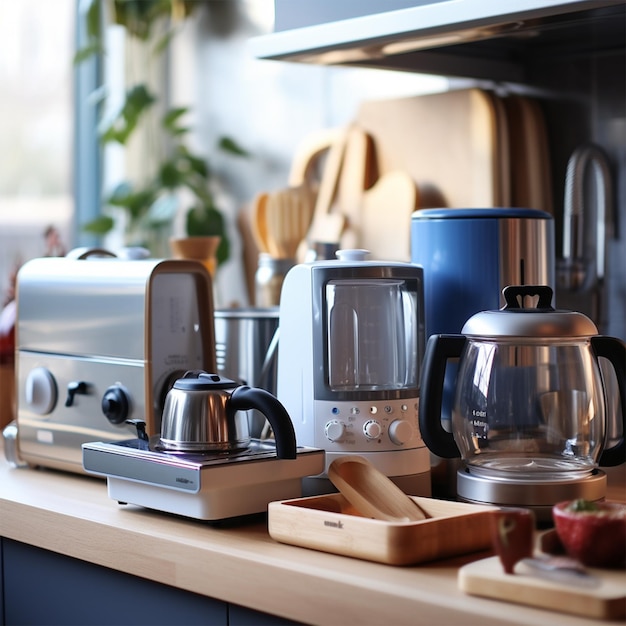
(461, 285, 599, 338)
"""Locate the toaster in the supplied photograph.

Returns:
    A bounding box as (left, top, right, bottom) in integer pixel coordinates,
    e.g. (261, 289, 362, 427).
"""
(8, 249, 216, 473)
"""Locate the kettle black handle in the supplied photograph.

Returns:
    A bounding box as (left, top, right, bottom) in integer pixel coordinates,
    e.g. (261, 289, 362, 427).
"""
(228, 386, 297, 459)
(591, 336, 626, 467)
(419, 334, 467, 459)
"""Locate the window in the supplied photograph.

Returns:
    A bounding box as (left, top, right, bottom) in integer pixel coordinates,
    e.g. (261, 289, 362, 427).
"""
(0, 0, 77, 301)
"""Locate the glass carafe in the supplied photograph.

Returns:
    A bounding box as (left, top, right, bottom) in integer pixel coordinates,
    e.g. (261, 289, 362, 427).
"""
(454, 338, 606, 479)
(419, 285, 625, 481)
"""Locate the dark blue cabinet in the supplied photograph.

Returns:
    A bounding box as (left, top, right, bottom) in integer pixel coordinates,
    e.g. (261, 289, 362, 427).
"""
(0, 539, 299, 626)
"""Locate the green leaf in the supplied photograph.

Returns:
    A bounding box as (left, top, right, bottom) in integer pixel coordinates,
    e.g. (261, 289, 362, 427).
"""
(184, 153, 209, 179)
(162, 107, 190, 136)
(159, 160, 185, 188)
(218, 136, 249, 157)
(82, 215, 115, 235)
(73, 42, 103, 65)
(99, 84, 156, 145)
(85, 0, 102, 40)
(107, 182, 157, 221)
(153, 28, 178, 56)
(113, 0, 171, 40)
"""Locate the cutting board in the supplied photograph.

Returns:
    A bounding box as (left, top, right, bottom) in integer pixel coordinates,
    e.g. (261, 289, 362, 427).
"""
(504, 94, 553, 214)
(459, 556, 626, 620)
(360, 170, 418, 261)
(356, 88, 501, 208)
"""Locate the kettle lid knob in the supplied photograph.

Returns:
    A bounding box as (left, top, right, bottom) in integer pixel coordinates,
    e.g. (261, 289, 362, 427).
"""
(172, 370, 238, 391)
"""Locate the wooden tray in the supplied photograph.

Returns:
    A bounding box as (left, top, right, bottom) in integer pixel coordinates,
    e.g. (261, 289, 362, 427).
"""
(268, 493, 495, 565)
(459, 556, 626, 620)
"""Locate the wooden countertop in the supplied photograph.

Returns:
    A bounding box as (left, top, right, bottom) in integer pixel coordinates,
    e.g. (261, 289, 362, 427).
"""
(0, 455, 624, 626)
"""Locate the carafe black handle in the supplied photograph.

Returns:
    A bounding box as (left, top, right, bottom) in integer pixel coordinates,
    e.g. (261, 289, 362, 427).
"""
(419, 334, 467, 458)
(228, 386, 297, 459)
(591, 336, 626, 467)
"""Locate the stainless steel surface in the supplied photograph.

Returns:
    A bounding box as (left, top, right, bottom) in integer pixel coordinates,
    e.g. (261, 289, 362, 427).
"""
(251, 1, 624, 80)
(558, 144, 614, 333)
(214, 307, 279, 391)
(497, 217, 554, 303)
(1, 421, 26, 468)
(457, 467, 607, 523)
(14, 254, 216, 472)
(82, 438, 325, 520)
(562, 144, 613, 283)
(158, 371, 297, 458)
(214, 307, 280, 438)
(159, 386, 249, 453)
(255, 255, 294, 307)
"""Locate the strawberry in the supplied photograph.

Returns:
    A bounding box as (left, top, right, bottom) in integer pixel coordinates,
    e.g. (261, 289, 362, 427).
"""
(552, 500, 626, 568)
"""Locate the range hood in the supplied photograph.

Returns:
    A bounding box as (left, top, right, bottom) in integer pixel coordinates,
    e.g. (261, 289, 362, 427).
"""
(250, 0, 625, 81)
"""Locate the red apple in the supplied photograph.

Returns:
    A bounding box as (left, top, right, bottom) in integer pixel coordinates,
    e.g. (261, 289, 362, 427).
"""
(552, 500, 626, 568)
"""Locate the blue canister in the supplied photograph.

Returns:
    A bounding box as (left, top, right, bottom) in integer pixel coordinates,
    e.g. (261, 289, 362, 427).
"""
(411, 208, 554, 339)
(411, 208, 555, 426)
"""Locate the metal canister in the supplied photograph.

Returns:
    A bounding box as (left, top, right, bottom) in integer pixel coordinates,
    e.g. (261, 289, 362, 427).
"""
(213, 307, 280, 438)
(255, 253, 294, 307)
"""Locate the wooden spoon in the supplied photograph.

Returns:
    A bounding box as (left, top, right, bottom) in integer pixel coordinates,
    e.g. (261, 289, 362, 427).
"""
(328, 456, 429, 522)
(250, 192, 270, 253)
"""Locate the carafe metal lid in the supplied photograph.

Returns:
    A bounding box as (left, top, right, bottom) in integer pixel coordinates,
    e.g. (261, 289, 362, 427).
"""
(461, 285, 599, 339)
(172, 371, 239, 391)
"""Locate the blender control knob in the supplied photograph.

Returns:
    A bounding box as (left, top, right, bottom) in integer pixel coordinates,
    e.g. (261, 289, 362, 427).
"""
(325, 420, 346, 442)
(388, 419, 414, 445)
(363, 419, 382, 440)
(102, 385, 131, 424)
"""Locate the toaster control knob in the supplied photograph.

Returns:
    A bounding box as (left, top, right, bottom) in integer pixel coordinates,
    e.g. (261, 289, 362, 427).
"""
(363, 419, 382, 440)
(324, 420, 346, 442)
(388, 419, 413, 445)
(25, 367, 57, 415)
(102, 385, 131, 424)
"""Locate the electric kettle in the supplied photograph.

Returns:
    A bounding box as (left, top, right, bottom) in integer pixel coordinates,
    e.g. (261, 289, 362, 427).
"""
(159, 371, 297, 458)
(419, 285, 625, 515)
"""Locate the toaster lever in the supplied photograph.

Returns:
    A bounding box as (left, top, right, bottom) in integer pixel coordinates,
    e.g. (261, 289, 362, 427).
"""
(65, 381, 89, 407)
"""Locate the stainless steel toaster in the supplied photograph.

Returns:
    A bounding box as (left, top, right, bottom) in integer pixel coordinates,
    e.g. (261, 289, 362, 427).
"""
(10, 249, 216, 473)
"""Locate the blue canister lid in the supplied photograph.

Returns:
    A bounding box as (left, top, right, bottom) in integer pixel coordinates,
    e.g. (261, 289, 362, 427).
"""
(412, 208, 553, 220)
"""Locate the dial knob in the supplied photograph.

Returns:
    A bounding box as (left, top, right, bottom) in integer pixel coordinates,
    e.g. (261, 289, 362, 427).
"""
(25, 367, 57, 415)
(363, 419, 382, 440)
(388, 419, 414, 445)
(101, 385, 131, 424)
(325, 420, 346, 442)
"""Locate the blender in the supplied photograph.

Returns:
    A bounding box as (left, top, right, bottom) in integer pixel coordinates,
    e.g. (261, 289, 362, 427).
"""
(277, 250, 430, 495)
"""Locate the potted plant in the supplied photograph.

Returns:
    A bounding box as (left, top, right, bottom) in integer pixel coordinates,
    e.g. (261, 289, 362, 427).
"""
(75, 0, 247, 266)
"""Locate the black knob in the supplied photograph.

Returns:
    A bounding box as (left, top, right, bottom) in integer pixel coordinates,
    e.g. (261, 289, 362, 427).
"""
(102, 385, 131, 424)
(65, 381, 89, 407)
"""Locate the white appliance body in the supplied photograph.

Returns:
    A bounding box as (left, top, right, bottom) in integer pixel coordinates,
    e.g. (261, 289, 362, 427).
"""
(277, 257, 430, 485)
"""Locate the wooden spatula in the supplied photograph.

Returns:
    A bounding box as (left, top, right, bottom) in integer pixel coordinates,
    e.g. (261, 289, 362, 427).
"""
(328, 455, 428, 522)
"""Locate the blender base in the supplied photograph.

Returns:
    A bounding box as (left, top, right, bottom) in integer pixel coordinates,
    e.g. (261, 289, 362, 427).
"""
(456, 467, 607, 525)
